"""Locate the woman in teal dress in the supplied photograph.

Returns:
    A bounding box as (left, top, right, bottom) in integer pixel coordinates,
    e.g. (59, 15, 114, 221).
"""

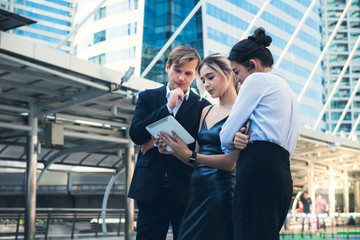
(157, 53, 249, 240)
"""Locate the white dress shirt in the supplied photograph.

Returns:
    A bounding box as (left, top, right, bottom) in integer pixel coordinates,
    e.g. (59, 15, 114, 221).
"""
(166, 84, 190, 117)
(220, 70, 300, 154)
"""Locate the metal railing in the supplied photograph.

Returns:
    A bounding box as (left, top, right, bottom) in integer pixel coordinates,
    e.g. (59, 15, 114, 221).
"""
(281, 212, 360, 239)
(0, 208, 137, 239)
(4, 208, 360, 239)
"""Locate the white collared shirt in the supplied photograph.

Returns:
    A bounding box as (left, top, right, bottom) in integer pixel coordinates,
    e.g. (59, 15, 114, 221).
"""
(166, 84, 190, 117)
(220, 70, 300, 154)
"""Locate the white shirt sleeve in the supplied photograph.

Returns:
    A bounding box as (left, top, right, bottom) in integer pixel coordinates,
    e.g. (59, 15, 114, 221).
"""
(166, 104, 173, 115)
(220, 74, 269, 153)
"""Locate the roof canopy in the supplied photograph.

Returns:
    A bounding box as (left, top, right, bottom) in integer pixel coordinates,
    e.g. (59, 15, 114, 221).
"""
(0, 31, 161, 176)
(0, 8, 36, 31)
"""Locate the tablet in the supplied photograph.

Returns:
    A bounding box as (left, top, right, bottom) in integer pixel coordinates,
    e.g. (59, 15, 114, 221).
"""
(146, 115, 195, 151)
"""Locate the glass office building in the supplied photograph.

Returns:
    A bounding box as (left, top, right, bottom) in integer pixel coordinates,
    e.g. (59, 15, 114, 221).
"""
(201, 0, 325, 129)
(321, 0, 360, 139)
(70, 0, 326, 128)
(0, 0, 73, 53)
(141, 0, 203, 83)
(1, 0, 326, 128)
(72, 0, 144, 75)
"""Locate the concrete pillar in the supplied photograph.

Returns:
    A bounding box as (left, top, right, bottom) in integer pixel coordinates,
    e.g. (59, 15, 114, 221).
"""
(25, 103, 38, 240)
(328, 165, 335, 215)
(343, 171, 349, 213)
(354, 182, 360, 213)
(308, 161, 315, 215)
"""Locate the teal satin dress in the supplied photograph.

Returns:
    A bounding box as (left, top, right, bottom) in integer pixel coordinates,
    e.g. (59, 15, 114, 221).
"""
(178, 106, 234, 240)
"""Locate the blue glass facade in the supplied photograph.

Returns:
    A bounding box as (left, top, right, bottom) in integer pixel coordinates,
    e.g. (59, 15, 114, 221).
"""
(204, 0, 324, 126)
(88, 47, 136, 65)
(14, 8, 71, 26)
(206, 3, 320, 58)
(93, 0, 138, 22)
(141, 0, 203, 83)
(13, 0, 72, 52)
(13, 29, 70, 47)
(24, 1, 70, 16)
(323, 0, 360, 136)
(45, 0, 72, 7)
(75, 23, 137, 53)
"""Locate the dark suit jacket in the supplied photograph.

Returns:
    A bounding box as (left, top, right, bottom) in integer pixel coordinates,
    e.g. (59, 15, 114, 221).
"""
(128, 85, 210, 203)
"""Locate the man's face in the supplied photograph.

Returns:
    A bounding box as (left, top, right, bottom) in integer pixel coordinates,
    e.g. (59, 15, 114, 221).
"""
(166, 59, 198, 92)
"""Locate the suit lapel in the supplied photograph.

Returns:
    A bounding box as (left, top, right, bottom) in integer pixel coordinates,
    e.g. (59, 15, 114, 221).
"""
(175, 90, 198, 120)
(155, 85, 167, 108)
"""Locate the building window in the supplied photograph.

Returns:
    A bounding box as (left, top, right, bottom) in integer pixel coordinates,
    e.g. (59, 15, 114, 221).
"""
(94, 7, 106, 21)
(94, 30, 106, 44)
(89, 54, 105, 64)
(331, 100, 348, 109)
(331, 112, 351, 120)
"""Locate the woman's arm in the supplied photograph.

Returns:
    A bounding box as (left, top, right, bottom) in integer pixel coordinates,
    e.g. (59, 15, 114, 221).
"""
(192, 150, 239, 171)
(159, 131, 239, 171)
(220, 74, 267, 153)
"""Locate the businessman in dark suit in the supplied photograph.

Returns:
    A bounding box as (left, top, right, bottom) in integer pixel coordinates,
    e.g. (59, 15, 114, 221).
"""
(128, 46, 210, 240)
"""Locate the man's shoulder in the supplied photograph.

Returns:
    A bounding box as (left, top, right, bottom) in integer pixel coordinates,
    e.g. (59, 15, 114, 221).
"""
(139, 85, 165, 96)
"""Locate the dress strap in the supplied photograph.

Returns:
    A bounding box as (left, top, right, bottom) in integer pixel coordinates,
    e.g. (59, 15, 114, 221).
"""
(203, 105, 214, 121)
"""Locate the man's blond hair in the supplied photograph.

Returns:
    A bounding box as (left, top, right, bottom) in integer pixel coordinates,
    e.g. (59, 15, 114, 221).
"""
(167, 46, 201, 69)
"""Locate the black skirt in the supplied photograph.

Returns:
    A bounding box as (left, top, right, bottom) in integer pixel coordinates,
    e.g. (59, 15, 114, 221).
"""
(233, 141, 292, 240)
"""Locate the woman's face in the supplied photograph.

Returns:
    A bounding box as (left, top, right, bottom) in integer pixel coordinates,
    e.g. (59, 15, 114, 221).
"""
(230, 61, 251, 84)
(199, 64, 227, 98)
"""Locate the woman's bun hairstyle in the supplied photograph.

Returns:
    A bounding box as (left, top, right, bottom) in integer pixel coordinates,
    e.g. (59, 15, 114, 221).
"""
(228, 27, 274, 68)
(248, 27, 272, 47)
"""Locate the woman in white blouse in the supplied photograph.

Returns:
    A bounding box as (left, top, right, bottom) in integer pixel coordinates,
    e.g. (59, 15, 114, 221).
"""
(220, 27, 300, 240)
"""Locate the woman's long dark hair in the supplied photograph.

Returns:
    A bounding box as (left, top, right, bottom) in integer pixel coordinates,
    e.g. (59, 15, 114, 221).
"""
(228, 27, 274, 68)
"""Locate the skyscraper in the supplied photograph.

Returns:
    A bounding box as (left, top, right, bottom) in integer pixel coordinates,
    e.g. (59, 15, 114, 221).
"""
(1, 0, 73, 53)
(321, 0, 360, 139)
(141, 0, 203, 83)
(201, 0, 325, 129)
(72, 0, 143, 76)
(71, 0, 325, 128)
(3, 0, 328, 129)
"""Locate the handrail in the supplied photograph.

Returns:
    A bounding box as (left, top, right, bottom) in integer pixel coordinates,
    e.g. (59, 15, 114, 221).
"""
(0, 208, 138, 239)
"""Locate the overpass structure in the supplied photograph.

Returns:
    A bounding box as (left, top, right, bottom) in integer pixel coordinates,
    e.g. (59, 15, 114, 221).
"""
(0, 31, 161, 239)
(0, 2, 360, 239)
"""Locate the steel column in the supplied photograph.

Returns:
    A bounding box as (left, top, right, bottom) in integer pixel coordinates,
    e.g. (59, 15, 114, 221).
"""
(125, 126, 135, 240)
(25, 103, 38, 240)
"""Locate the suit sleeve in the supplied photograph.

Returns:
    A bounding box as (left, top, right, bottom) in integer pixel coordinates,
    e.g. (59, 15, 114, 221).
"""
(129, 90, 170, 145)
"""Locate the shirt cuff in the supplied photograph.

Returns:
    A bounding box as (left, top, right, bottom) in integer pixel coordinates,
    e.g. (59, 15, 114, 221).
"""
(166, 104, 173, 115)
(221, 145, 234, 154)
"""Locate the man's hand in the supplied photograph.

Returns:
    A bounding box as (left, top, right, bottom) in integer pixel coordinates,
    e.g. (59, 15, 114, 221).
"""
(167, 88, 184, 110)
(141, 138, 155, 155)
(154, 137, 172, 155)
(233, 127, 249, 150)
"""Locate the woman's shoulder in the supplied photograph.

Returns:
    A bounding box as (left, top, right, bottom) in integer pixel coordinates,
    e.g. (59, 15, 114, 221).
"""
(244, 72, 269, 88)
(201, 105, 213, 115)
